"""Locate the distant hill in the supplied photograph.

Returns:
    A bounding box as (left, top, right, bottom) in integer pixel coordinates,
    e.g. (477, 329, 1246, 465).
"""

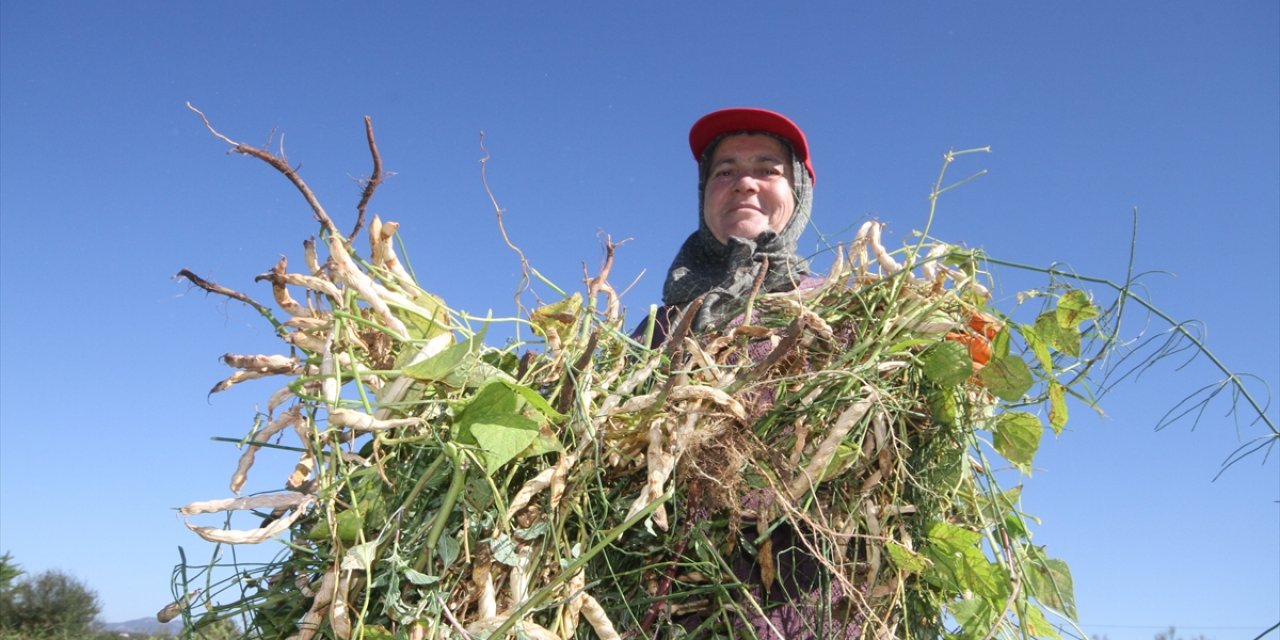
(98, 616, 182, 637)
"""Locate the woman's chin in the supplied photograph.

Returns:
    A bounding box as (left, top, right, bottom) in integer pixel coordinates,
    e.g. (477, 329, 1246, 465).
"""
(722, 224, 771, 243)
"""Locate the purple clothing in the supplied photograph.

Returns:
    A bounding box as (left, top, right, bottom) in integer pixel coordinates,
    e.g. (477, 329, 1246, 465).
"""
(674, 524, 862, 639)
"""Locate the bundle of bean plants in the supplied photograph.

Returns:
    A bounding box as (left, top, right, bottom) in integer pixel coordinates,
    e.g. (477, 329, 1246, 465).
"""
(170, 112, 1125, 640)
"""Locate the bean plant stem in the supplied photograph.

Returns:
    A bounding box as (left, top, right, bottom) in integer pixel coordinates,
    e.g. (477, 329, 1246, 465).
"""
(984, 256, 1276, 437)
(414, 444, 467, 573)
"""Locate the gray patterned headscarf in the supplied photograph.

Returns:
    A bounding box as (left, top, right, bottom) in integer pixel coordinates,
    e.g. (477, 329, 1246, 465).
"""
(661, 132, 814, 330)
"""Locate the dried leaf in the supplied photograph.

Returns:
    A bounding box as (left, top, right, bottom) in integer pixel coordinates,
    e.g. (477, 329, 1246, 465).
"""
(1049, 381, 1069, 434)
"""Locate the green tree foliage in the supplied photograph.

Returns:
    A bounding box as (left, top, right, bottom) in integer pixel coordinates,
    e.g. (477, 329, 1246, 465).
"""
(0, 553, 20, 592)
(1154, 627, 1210, 640)
(0, 552, 239, 639)
(0, 565, 101, 639)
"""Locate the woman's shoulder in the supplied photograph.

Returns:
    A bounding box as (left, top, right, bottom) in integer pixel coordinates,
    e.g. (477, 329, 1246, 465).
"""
(630, 273, 826, 348)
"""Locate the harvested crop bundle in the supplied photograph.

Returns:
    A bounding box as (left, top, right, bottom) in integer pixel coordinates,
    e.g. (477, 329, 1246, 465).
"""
(170, 111, 1131, 640)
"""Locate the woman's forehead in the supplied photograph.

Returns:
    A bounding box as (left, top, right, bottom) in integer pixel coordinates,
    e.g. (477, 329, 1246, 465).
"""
(708, 133, 790, 163)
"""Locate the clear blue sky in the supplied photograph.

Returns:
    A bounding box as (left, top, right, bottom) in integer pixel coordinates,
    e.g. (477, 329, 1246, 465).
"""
(1, 2, 1276, 637)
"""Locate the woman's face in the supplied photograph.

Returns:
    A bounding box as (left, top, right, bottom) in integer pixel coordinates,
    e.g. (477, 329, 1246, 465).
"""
(701, 134, 796, 245)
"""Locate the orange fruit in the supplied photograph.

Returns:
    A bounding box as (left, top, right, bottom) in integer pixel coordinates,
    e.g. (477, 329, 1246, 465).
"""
(968, 312, 1001, 341)
(946, 332, 992, 367)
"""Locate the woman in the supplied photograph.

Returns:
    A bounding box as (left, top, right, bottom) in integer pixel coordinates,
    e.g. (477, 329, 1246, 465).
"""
(637, 109, 858, 639)
(636, 107, 818, 345)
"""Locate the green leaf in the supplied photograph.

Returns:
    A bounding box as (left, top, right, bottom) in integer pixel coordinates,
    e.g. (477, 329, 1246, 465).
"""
(992, 326, 1012, 360)
(1027, 548, 1077, 620)
(525, 424, 565, 458)
(922, 340, 973, 387)
(978, 486, 1022, 527)
(962, 557, 1008, 602)
(889, 337, 938, 353)
(453, 380, 552, 471)
(1033, 312, 1059, 344)
(744, 472, 769, 490)
(402, 568, 439, 586)
(1034, 311, 1081, 358)
(820, 442, 860, 481)
(489, 534, 521, 566)
(360, 625, 397, 640)
(947, 598, 998, 639)
(927, 386, 959, 428)
(334, 509, 364, 545)
(930, 441, 966, 489)
(1021, 604, 1062, 639)
(437, 534, 460, 570)
(397, 292, 453, 341)
(1048, 381, 1068, 434)
(515, 520, 549, 540)
(1055, 289, 1099, 328)
(885, 541, 930, 574)
(977, 355, 1034, 401)
(1003, 512, 1029, 538)
(470, 414, 542, 474)
(460, 359, 515, 388)
(943, 247, 980, 274)
(922, 521, 1009, 601)
(994, 412, 1043, 472)
(404, 337, 474, 382)
(464, 476, 496, 514)
(341, 540, 378, 572)
(1020, 320, 1054, 373)
(453, 382, 521, 442)
(1056, 324, 1081, 358)
(481, 349, 521, 375)
(499, 379, 566, 421)
(926, 519, 982, 550)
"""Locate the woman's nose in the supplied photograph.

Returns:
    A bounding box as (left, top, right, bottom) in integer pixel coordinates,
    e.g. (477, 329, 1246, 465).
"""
(733, 175, 759, 193)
